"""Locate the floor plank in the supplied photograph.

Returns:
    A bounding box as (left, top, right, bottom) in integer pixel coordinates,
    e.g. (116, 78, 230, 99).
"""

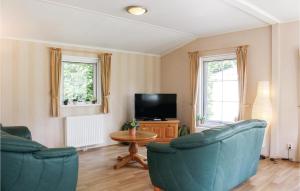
(77, 145, 300, 191)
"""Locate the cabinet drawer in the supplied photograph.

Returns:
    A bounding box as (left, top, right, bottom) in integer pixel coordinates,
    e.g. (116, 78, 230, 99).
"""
(164, 124, 177, 128)
(139, 126, 152, 132)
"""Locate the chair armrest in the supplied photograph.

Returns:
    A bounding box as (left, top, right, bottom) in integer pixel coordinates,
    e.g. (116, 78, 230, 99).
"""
(147, 142, 176, 153)
(2, 126, 32, 140)
(33, 147, 77, 159)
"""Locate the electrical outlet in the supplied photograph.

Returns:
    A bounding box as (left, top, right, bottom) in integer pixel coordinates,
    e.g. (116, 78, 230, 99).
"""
(287, 143, 292, 150)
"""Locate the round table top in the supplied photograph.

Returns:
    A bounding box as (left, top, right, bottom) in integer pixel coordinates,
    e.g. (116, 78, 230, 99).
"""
(110, 131, 157, 142)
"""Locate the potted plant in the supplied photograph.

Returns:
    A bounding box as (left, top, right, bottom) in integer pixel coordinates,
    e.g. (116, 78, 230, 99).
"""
(178, 124, 190, 136)
(128, 119, 139, 136)
(72, 97, 78, 105)
(77, 95, 83, 104)
(120, 122, 131, 145)
(92, 97, 97, 104)
(196, 114, 206, 125)
(63, 99, 69, 105)
(85, 98, 91, 104)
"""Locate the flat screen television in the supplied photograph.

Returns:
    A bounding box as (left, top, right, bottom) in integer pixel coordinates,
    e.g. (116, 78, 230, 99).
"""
(135, 93, 177, 120)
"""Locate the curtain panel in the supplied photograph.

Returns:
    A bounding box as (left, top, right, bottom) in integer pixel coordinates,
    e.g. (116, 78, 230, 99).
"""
(99, 53, 112, 114)
(236, 46, 248, 120)
(50, 48, 62, 117)
(189, 51, 200, 133)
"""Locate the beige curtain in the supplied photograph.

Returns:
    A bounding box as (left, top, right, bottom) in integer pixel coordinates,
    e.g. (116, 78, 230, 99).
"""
(236, 46, 248, 120)
(99, 53, 112, 114)
(189, 51, 200, 133)
(50, 48, 62, 117)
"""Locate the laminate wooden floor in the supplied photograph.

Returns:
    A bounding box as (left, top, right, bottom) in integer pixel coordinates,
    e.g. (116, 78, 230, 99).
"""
(77, 145, 300, 191)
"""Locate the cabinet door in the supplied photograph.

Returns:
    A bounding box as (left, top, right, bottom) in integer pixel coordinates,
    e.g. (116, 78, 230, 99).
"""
(165, 125, 177, 138)
(152, 126, 163, 138)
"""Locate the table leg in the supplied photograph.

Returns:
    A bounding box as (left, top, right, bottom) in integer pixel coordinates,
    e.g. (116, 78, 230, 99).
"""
(134, 155, 148, 169)
(114, 155, 131, 169)
(113, 142, 149, 169)
(136, 154, 148, 161)
(117, 155, 127, 161)
(129, 142, 138, 157)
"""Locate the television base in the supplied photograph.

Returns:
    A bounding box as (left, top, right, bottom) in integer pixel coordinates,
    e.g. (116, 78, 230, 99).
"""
(142, 118, 167, 121)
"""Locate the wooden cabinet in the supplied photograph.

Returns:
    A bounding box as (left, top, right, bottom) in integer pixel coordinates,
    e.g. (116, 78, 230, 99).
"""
(138, 120, 179, 143)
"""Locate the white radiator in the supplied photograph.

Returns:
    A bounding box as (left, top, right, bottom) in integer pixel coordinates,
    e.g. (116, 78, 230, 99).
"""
(64, 115, 104, 149)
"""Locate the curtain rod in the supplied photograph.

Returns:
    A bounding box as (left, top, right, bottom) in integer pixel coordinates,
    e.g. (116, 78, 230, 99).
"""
(49, 47, 111, 55)
(188, 45, 249, 54)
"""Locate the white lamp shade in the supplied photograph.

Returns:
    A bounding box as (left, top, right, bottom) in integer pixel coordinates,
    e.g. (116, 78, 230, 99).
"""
(252, 81, 272, 149)
(252, 81, 272, 122)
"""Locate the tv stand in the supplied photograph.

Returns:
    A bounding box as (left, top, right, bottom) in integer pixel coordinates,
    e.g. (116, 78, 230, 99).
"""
(139, 120, 179, 143)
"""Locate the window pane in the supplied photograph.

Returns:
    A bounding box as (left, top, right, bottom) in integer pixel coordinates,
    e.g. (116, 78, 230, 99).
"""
(223, 81, 239, 101)
(202, 56, 239, 123)
(206, 61, 223, 81)
(222, 102, 239, 122)
(222, 60, 237, 80)
(63, 62, 95, 101)
(207, 81, 222, 101)
(206, 101, 222, 121)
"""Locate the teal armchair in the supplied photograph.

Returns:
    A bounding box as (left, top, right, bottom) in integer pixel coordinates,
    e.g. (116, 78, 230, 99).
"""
(147, 120, 266, 191)
(1, 124, 78, 191)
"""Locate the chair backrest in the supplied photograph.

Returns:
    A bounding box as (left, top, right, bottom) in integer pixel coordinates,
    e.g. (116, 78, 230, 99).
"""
(170, 119, 266, 190)
(1, 130, 45, 153)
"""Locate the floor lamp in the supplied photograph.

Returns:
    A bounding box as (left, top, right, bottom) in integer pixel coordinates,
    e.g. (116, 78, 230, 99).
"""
(252, 81, 272, 159)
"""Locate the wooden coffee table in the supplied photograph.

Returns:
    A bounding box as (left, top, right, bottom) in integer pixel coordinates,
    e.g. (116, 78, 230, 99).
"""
(110, 131, 157, 169)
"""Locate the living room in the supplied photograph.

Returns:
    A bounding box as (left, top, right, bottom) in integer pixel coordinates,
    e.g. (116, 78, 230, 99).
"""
(1, 0, 299, 191)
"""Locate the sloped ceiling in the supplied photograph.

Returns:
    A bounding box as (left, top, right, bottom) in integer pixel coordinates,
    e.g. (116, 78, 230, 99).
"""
(1, 0, 299, 55)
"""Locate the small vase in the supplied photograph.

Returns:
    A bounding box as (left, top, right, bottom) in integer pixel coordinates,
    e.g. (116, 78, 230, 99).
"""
(129, 128, 136, 136)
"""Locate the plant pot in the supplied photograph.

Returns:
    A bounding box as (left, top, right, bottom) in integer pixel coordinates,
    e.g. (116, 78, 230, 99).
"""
(128, 127, 136, 136)
(63, 100, 69, 105)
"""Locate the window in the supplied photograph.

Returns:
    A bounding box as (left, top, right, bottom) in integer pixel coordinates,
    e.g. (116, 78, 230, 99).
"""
(199, 54, 239, 122)
(61, 55, 100, 105)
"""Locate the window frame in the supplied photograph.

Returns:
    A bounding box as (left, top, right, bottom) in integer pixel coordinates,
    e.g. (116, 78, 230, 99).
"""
(199, 53, 238, 123)
(61, 55, 100, 106)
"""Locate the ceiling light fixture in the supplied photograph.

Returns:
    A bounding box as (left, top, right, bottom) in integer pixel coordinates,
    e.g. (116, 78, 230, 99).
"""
(126, 6, 148, 15)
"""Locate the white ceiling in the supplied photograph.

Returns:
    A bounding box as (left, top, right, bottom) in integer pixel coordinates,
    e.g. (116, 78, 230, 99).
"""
(1, 0, 299, 55)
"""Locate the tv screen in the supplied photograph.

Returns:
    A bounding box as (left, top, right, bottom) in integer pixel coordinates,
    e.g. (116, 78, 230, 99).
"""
(135, 94, 177, 120)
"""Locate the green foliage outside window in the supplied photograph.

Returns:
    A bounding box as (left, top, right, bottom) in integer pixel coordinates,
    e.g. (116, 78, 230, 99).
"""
(63, 62, 96, 102)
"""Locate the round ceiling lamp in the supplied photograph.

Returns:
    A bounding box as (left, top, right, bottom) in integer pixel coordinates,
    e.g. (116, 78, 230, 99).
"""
(126, 6, 148, 15)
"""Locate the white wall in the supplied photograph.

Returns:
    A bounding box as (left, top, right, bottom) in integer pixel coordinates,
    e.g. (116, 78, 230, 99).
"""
(0, 39, 160, 147)
(271, 22, 299, 160)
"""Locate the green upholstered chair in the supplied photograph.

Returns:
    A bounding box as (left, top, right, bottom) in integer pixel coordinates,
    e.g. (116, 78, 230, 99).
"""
(1, 124, 78, 191)
(147, 119, 266, 191)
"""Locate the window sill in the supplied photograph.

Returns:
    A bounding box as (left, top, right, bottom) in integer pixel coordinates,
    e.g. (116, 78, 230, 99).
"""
(196, 121, 230, 129)
(195, 126, 210, 133)
(61, 104, 101, 108)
